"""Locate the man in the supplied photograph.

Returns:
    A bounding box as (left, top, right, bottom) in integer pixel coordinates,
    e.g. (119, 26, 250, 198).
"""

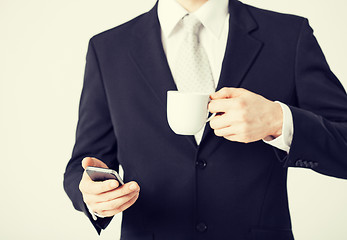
(64, 0, 347, 239)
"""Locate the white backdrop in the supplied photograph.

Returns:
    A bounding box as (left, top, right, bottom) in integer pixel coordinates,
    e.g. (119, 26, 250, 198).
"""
(1, 0, 346, 239)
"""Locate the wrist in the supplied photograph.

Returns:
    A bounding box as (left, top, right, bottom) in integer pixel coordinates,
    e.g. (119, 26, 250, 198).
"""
(267, 101, 283, 139)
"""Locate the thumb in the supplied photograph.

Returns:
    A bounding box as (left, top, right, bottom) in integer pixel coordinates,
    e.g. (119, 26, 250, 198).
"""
(81, 157, 109, 170)
(210, 87, 244, 100)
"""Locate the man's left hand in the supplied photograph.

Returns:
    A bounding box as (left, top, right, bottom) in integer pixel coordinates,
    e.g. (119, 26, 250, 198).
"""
(208, 87, 283, 143)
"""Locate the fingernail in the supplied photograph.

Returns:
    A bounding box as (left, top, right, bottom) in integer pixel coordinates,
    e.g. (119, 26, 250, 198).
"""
(129, 183, 137, 191)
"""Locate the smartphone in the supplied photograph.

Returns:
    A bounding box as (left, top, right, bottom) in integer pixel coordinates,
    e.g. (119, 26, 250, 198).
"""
(86, 166, 124, 185)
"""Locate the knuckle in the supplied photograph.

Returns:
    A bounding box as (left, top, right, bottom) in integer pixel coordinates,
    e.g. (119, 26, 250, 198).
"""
(241, 113, 249, 122)
(238, 99, 247, 108)
(221, 87, 229, 92)
(221, 88, 230, 95)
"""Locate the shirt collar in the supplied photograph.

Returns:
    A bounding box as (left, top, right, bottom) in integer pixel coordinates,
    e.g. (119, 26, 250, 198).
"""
(158, 0, 229, 39)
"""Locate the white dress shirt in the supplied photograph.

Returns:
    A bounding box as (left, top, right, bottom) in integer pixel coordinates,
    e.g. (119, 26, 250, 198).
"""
(158, 0, 293, 151)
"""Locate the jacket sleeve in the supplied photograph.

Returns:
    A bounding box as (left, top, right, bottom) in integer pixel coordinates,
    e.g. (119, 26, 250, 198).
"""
(275, 19, 347, 179)
(63, 38, 119, 234)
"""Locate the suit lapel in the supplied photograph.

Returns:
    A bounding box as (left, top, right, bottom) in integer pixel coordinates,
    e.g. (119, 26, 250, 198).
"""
(129, 3, 176, 108)
(201, 0, 263, 144)
(128, 3, 198, 148)
(217, 0, 263, 90)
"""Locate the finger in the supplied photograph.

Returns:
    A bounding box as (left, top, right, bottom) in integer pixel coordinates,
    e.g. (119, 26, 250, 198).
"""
(214, 126, 236, 138)
(95, 191, 139, 212)
(80, 176, 119, 195)
(208, 99, 235, 113)
(81, 192, 99, 206)
(209, 113, 232, 130)
(213, 124, 245, 137)
(98, 192, 140, 217)
(84, 181, 139, 203)
(223, 134, 253, 143)
(210, 87, 244, 100)
(82, 181, 137, 206)
(82, 157, 109, 169)
(99, 181, 140, 200)
(223, 134, 241, 142)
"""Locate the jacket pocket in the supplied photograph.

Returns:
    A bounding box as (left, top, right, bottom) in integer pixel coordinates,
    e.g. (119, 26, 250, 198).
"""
(250, 228, 294, 240)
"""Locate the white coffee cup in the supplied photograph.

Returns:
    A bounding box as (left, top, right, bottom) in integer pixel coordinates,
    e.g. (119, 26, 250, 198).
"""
(167, 91, 216, 135)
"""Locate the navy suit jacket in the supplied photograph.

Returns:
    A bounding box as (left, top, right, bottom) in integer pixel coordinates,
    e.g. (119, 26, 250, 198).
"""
(64, 1, 347, 239)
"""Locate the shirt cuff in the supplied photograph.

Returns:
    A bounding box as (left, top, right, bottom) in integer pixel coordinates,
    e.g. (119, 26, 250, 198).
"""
(262, 101, 294, 153)
(87, 204, 106, 221)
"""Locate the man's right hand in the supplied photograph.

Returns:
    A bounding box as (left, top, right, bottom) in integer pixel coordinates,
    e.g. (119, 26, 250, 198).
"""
(79, 157, 140, 218)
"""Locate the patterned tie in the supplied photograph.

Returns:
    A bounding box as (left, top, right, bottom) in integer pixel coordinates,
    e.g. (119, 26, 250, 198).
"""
(174, 14, 215, 94)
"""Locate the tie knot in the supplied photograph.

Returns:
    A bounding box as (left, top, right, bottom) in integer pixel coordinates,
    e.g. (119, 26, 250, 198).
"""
(182, 14, 202, 35)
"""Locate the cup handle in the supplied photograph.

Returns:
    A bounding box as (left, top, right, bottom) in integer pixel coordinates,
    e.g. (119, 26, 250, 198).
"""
(206, 112, 216, 123)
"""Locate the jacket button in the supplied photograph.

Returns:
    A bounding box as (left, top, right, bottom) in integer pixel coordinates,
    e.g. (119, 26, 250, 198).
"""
(196, 222, 207, 232)
(196, 160, 207, 169)
(295, 159, 303, 167)
(308, 161, 318, 168)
